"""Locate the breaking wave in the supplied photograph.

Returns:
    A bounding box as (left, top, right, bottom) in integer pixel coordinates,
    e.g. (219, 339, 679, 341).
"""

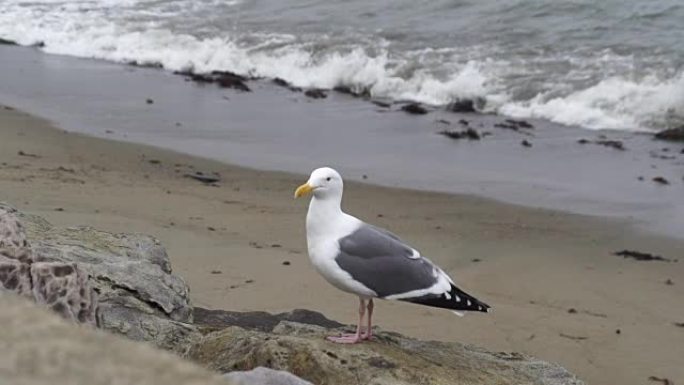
(1, 0, 682, 132)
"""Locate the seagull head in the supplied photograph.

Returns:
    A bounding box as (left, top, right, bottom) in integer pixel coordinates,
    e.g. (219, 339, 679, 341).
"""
(294, 167, 343, 200)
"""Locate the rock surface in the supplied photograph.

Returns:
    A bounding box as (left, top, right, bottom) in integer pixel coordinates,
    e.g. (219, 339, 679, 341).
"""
(1, 205, 97, 324)
(2, 203, 585, 385)
(0, 202, 198, 351)
(0, 291, 232, 385)
(188, 319, 585, 385)
(401, 103, 429, 115)
(446, 99, 477, 113)
(194, 307, 345, 332)
(654, 127, 684, 142)
(225, 367, 313, 385)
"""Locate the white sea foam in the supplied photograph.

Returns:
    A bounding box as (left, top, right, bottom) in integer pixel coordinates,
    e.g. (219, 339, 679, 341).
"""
(0, 0, 682, 132)
(500, 74, 684, 131)
(0, 3, 497, 106)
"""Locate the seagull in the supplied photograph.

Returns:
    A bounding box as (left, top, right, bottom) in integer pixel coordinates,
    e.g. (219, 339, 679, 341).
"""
(294, 167, 490, 344)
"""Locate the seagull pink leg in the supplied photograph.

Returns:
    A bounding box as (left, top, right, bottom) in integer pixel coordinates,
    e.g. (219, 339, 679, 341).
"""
(362, 299, 374, 340)
(327, 298, 365, 344)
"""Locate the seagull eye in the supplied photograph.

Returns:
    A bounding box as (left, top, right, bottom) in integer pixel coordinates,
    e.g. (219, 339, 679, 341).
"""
(326, 177, 332, 181)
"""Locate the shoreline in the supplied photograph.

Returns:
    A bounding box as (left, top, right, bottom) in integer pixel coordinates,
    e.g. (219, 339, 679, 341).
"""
(1, 44, 682, 239)
(1, 105, 683, 385)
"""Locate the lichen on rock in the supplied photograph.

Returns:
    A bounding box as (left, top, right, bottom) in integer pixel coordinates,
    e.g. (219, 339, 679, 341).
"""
(1, 204, 96, 325)
(31, 261, 98, 325)
(189, 312, 585, 385)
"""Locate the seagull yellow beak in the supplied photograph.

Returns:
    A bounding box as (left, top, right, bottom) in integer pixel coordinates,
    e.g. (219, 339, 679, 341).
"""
(294, 183, 314, 199)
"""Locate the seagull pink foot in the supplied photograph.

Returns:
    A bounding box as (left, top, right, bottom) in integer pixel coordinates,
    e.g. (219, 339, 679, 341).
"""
(326, 333, 363, 344)
(326, 298, 375, 344)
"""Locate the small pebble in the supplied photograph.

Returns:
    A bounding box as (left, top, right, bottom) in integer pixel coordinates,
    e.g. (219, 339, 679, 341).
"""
(282, 261, 291, 266)
(210, 270, 222, 274)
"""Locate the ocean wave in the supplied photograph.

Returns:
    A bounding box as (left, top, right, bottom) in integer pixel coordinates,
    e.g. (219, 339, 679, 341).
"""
(0, 0, 682, 132)
(499, 74, 684, 131)
(0, 5, 498, 106)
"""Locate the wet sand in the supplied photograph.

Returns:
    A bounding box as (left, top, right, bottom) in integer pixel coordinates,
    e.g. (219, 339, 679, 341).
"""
(1, 105, 682, 385)
(1, 44, 683, 239)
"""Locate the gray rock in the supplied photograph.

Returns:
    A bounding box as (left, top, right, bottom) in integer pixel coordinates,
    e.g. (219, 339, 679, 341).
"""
(189, 320, 585, 385)
(0, 203, 198, 351)
(654, 126, 684, 142)
(0, 291, 233, 385)
(194, 307, 345, 332)
(27, 225, 190, 320)
(224, 367, 313, 385)
(1, 203, 585, 385)
(1, 205, 97, 325)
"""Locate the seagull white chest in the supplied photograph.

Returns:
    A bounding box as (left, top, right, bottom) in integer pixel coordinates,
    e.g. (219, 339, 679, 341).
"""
(305, 203, 376, 298)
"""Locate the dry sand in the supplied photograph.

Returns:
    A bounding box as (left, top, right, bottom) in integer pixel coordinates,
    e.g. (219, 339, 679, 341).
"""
(1, 105, 682, 385)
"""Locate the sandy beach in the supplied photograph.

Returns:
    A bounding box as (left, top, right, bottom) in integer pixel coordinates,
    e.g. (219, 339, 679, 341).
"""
(2, 44, 682, 240)
(1, 105, 682, 385)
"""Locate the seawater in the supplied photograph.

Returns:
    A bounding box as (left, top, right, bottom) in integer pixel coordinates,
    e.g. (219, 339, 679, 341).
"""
(0, 0, 683, 130)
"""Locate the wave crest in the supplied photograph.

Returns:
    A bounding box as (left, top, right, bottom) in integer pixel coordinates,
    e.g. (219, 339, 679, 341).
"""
(500, 73, 684, 131)
(1, 0, 682, 132)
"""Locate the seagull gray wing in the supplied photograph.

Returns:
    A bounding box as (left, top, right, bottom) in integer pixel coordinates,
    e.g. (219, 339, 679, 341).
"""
(335, 223, 491, 312)
(335, 223, 441, 298)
